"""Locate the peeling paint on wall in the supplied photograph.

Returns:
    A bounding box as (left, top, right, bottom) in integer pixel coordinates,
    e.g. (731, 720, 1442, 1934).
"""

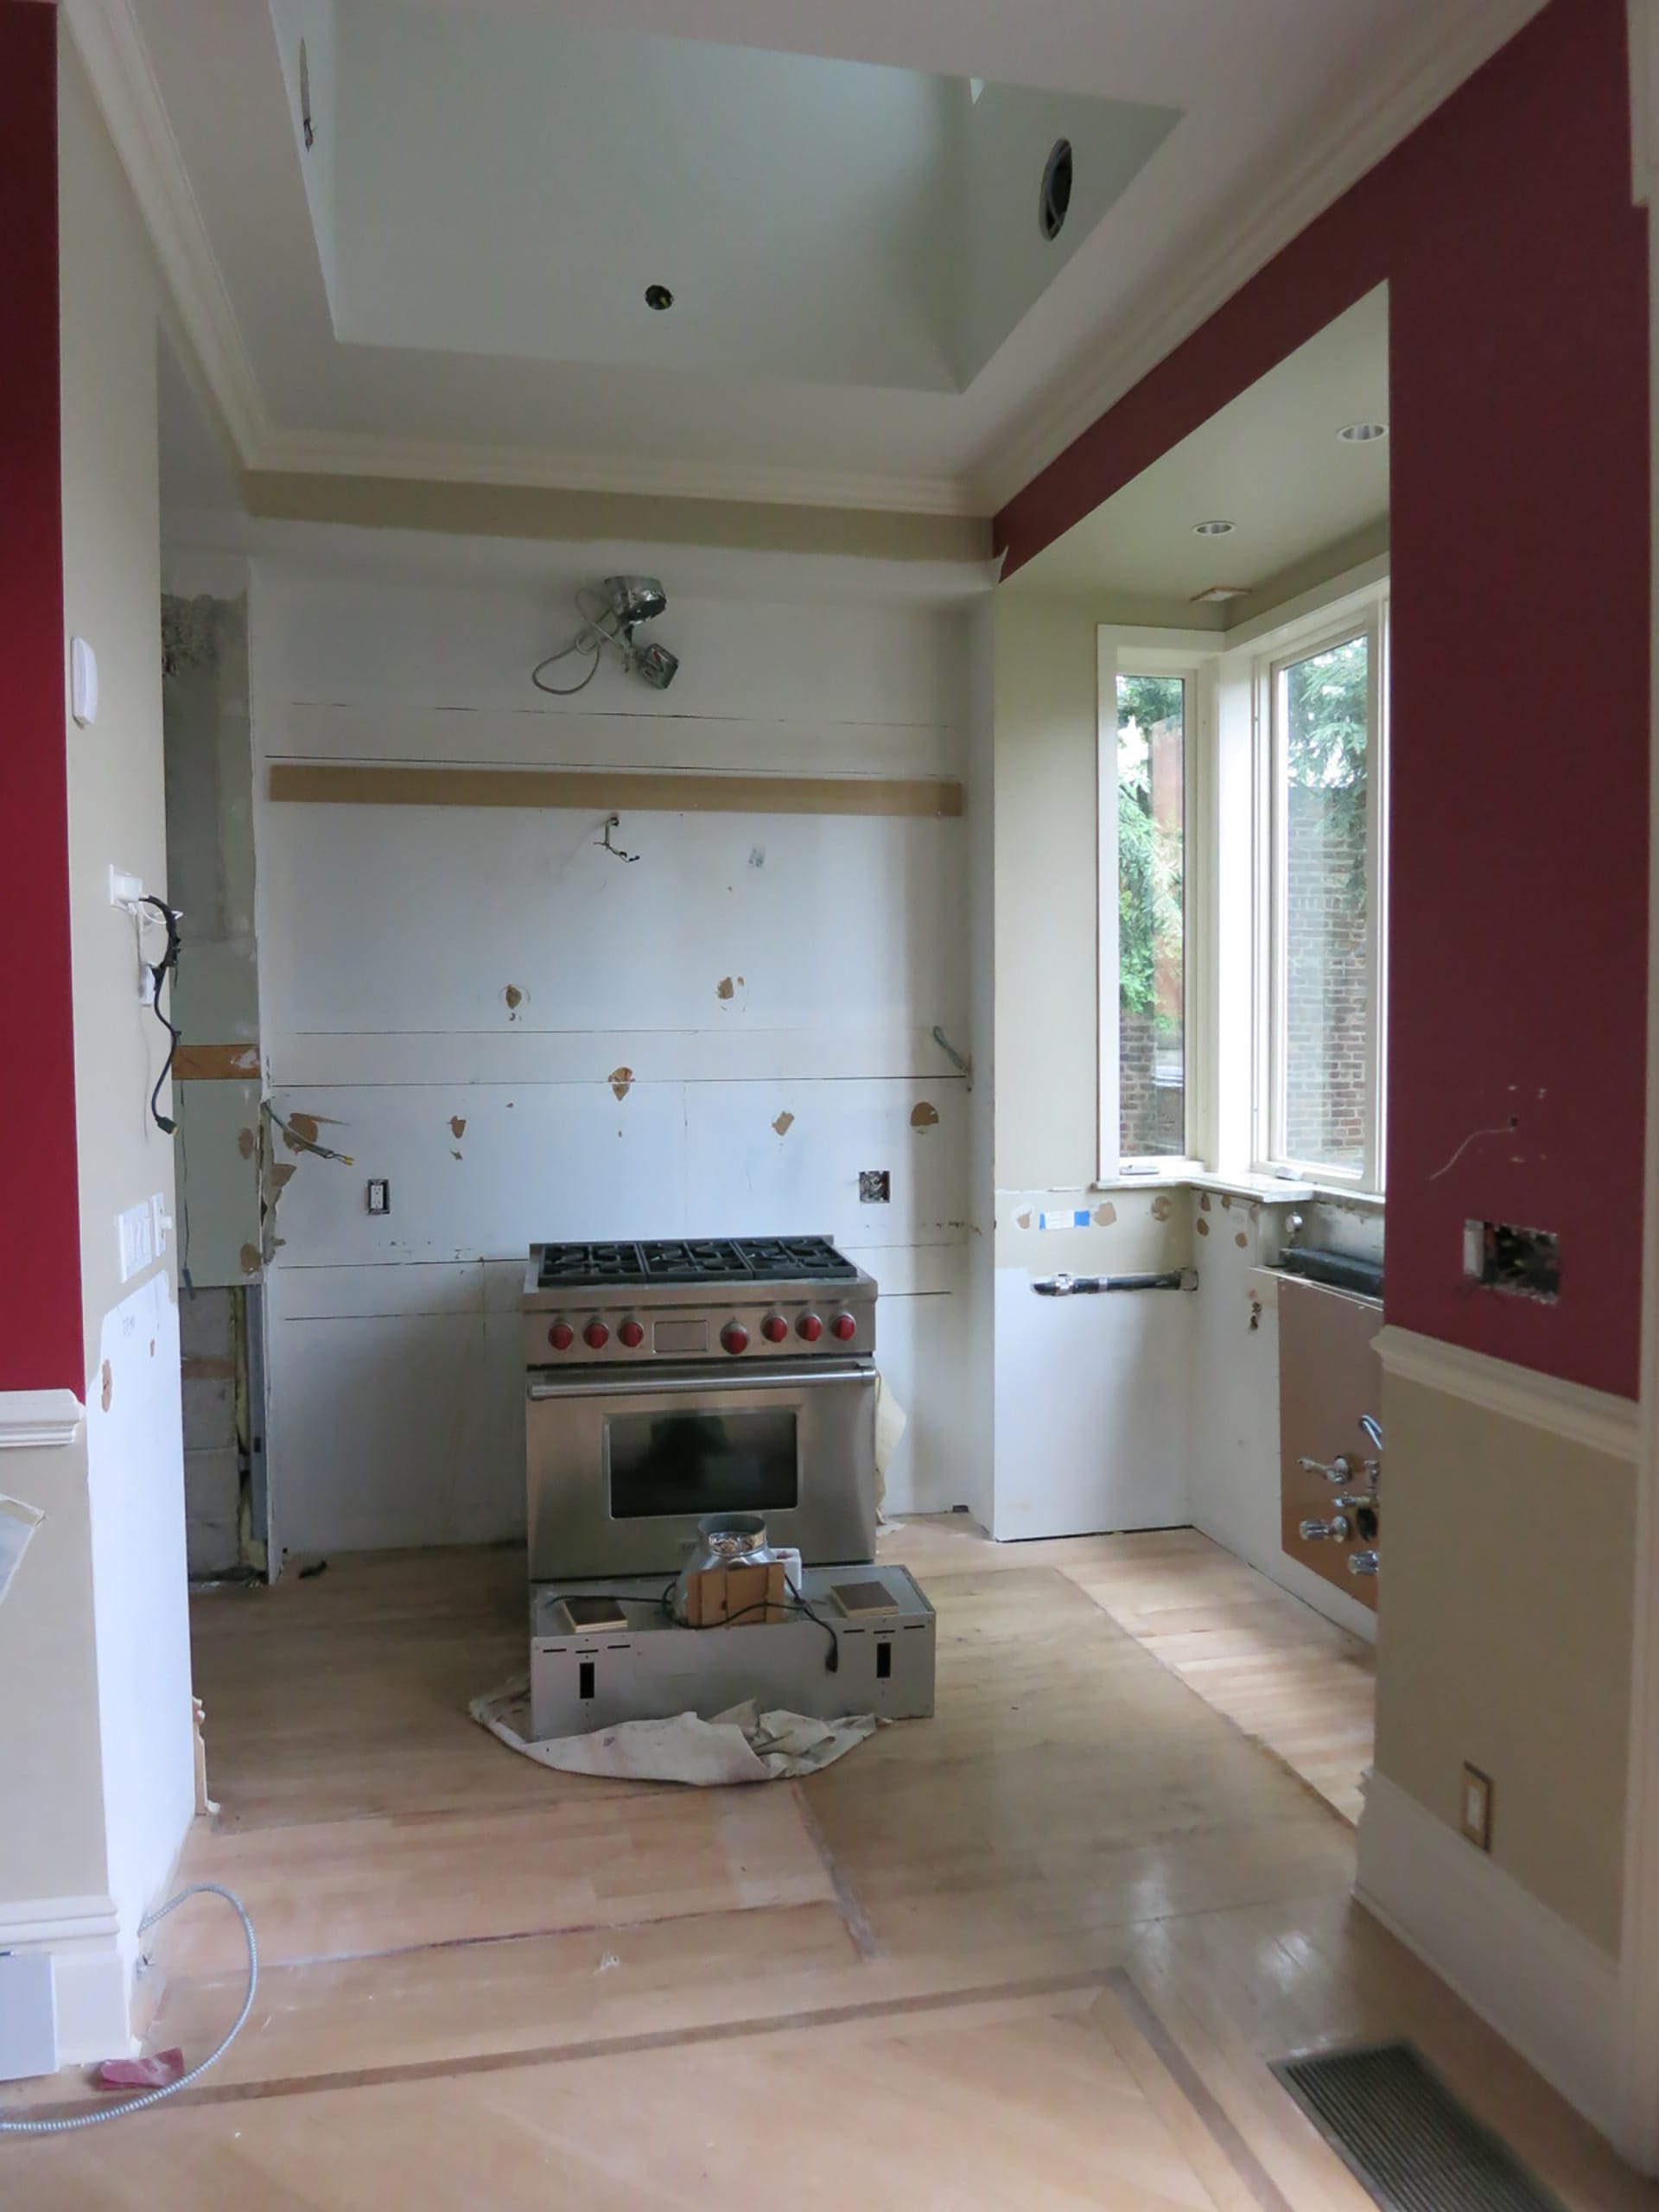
(609, 1067, 634, 1102)
(772, 1110, 795, 1136)
(910, 1101, 940, 1130)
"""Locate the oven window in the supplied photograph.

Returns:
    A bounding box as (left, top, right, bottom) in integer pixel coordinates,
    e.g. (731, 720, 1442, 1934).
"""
(606, 1408, 800, 1521)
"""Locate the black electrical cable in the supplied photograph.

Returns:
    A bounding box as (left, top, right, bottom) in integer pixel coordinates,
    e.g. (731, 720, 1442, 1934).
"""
(139, 896, 182, 1136)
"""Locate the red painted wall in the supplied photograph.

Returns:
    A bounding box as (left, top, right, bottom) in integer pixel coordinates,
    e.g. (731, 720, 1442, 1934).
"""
(997, 0, 1650, 1398)
(0, 3, 82, 1395)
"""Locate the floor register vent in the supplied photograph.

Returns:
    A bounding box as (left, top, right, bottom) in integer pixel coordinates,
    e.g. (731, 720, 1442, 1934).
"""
(1272, 2042, 1568, 2212)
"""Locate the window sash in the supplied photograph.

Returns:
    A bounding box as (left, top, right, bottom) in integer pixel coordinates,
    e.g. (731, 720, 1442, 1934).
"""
(1254, 601, 1389, 1193)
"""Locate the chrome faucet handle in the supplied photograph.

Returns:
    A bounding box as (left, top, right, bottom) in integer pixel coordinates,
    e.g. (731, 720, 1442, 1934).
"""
(1331, 1493, 1376, 1513)
(1298, 1454, 1354, 1484)
(1347, 1550, 1380, 1578)
(1358, 1415, 1382, 1452)
(1300, 1516, 1351, 1543)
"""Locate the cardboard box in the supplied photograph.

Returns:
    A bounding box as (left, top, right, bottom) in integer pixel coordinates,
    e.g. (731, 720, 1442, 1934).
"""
(683, 1559, 787, 1627)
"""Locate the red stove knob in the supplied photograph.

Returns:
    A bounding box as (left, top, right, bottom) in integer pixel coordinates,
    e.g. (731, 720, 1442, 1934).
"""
(797, 1313, 823, 1342)
(619, 1319, 645, 1349)
(721, 1322, 750, 1356)
(548, 1321, 575, 1351)
(583, 1319, 610, 1351)
(831, 1312, 857, 1343)
(761, 1314, 789, 1344)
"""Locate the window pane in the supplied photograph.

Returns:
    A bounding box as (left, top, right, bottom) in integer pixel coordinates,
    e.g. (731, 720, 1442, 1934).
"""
(1282, 636, 1369, 1170)
(1116, 674, 1185, 1159)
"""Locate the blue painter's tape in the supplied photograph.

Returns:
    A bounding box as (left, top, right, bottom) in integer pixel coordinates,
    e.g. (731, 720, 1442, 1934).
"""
(1037, 1209, 1091, 1230)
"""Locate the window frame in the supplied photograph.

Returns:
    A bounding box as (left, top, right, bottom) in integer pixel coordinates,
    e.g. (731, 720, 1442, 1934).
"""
(1096, 632, 1211, 1183)
(1251, 593, 1390, 1195)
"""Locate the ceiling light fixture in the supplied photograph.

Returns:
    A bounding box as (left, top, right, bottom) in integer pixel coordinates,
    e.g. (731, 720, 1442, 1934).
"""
(1338, 421, 1388, 442)
(531, 575, 679, 696)
(1191, 584, 1249, 605)
(1192, 519, 1235, 537)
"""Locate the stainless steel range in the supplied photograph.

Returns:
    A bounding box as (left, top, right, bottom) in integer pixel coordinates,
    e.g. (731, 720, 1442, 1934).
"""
(523, 1237, 878, 1580)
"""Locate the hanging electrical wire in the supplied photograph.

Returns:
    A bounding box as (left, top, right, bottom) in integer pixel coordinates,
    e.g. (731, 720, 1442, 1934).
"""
(139, 895, 182, 1137)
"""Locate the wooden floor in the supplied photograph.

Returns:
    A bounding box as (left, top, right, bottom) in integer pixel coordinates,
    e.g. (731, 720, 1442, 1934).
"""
(1071, 1528, 1376, 1825)
(3, 1518, 1651, 2209)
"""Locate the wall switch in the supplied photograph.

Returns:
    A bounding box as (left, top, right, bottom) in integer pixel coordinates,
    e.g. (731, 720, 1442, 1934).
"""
(108, 867, 144, 908)
(70, 635, 99, 728)
(118, 1200, 155, 1283)
(150, 1192, 173, 1257)
(366, 1179, 390, 1215)
(1460, 1762, 1494, 1852)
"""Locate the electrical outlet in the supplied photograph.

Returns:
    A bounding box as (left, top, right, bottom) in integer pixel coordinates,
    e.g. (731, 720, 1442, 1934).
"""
(150, 1192, 172, 1257)
(1460, 1762, 1493, 1852)
(366, 1179, 390, 1215)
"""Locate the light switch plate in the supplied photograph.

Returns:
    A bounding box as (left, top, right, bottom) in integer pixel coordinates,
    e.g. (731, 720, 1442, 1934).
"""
(118, 1199, 155, 1283)
(1460, 1762, 1494, 1852)
(0, 1951, 59, 2081)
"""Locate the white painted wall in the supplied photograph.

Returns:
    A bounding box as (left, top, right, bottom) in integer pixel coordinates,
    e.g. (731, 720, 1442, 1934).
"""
(54, 32, 194, 2034)
(248, 531, 979, 1554)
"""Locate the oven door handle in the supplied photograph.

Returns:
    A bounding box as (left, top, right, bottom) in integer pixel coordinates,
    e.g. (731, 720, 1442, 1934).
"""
(527, 1363, 871, 1402)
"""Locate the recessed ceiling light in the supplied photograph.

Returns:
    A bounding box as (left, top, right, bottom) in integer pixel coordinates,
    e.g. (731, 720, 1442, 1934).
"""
(644, 284, 674, 312)
(1338, 421, 1388, 442)
(1191, 584, 1249, 605)
(1192, 519, 1235, 537)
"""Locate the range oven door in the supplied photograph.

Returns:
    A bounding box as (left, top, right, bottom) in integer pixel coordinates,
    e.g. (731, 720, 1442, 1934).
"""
(525, 1358, 877, 1580)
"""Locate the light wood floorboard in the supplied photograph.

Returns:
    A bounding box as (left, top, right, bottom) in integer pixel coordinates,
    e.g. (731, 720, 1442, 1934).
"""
(1, 1519, 1649, 2211)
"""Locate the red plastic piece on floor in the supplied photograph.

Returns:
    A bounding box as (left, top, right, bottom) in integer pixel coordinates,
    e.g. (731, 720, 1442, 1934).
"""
(96, 2047, 185, 2091)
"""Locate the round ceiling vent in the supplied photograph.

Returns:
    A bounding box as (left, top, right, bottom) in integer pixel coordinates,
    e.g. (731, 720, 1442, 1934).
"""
(1039, 139, 1073, 242)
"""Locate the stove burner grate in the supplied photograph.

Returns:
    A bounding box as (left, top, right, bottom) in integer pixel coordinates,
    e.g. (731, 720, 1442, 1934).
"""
(535, 1236, 857, 1290)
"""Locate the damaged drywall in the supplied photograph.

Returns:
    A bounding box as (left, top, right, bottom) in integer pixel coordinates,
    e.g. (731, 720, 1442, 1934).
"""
(609, 1068, 634, 1102)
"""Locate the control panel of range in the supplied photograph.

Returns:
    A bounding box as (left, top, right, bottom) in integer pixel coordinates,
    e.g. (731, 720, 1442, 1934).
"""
(524, 1299, 871, 1365)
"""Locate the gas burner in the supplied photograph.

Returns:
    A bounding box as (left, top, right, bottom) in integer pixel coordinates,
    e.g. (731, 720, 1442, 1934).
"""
(536, 1242, 648, 1288)
(734, 1236, 857, 1281)
(639, 1239, 750, 1281)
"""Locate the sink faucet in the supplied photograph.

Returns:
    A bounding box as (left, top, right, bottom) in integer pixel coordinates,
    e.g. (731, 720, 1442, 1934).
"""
(1358, 1414, 1382, 1453)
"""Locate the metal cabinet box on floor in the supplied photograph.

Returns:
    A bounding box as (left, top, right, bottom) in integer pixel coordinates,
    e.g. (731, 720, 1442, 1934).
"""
(529, 1565, 934, 1740)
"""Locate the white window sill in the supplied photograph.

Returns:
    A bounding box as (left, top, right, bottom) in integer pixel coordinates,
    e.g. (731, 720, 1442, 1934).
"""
(1090, 1167, 1384, 1212)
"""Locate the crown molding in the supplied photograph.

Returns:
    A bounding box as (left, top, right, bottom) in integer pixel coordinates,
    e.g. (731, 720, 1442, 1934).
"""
(973, 0, 1548, 513)
(252, 429, 984, 518)
(1373, 1325, 1638, 1463)
(63, 0, 269, 457)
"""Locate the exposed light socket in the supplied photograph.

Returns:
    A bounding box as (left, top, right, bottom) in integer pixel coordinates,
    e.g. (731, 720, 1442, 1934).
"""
(1460, 1762, 1494, 1853)
(859, 1169, 891, 1205)
(366, 1179, 390, 1216)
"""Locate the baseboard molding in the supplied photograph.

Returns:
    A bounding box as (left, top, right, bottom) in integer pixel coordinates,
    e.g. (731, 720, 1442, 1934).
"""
(1371, 1325, 1637, 1462)
(1356, 1770, 1620, 2142)
(0, 1390, 86, 1450)
(0, 1892, 132, 2065)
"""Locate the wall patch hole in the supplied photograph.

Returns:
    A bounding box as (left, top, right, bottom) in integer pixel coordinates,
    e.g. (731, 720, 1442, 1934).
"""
(860, 1169, 891, 1205)
(1465, 1218, 1559, 1302)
